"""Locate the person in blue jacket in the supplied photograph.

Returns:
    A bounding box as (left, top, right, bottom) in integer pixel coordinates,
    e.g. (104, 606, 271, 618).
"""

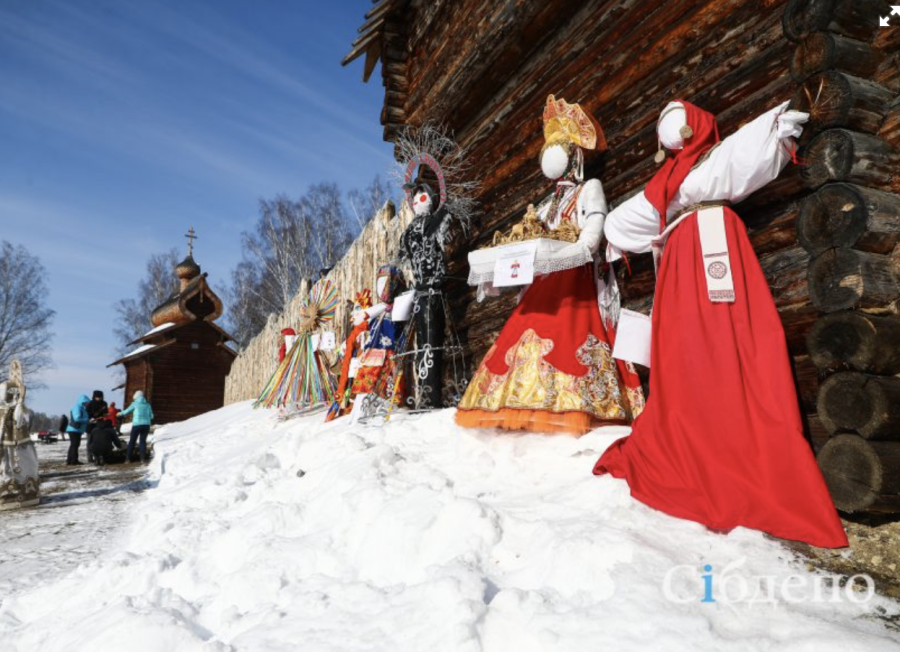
(66, 394, 91, 465)
(119, 390, 154, 463)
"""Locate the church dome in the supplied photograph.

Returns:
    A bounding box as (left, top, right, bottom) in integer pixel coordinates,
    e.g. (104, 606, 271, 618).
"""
(176, 255, 201, 281)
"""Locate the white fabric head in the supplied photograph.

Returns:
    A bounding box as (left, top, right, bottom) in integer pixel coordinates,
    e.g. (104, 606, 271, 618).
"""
(412, 190, 433, 216)
(376, 276, 387, 297)
(133, 390, 144, 400)
(658, 102, 687, 151)
(541, 145, 570, 180)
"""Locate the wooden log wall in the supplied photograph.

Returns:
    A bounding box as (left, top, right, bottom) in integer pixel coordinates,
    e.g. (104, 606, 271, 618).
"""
(364, 0, 900, 512)
(384, 0, 813, 396)
(398, 0, 805, 364)
(139, 321, 236, 424)
(223, 201, 413, 404)
(781, 0, 900, 514)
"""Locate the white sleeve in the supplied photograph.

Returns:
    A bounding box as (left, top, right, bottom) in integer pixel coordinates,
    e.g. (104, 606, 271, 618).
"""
(603, 191, 660, 259)
(679, 101, 806, 206)
(14, 403, 29, 429)
(576, 178, 608, 255)
(365, 303, 388, 320)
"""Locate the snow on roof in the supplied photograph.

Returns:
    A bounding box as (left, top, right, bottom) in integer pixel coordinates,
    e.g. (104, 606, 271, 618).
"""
(123, 343, 156, 359)
(142, 322, 176, 338)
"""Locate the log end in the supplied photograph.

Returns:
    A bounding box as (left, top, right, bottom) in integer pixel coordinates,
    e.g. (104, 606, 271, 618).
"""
(808, 249, 862, 311)
(817, 434, 882, 513)
(807, 312, 869, 371)
(783, 0, 837, 43)
(796, 183, 865, 255)
(789, 32, 835, 82)
(800, 129, 854, 189)
(808, 248, 900, 312)
(817, 371, 874, 434)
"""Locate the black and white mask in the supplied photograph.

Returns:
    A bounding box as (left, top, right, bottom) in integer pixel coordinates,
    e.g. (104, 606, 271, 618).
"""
(412, 189, 434, 217)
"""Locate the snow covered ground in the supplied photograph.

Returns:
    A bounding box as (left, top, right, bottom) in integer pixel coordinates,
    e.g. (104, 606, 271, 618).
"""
(1, 402, 899, 651)
(0, 440, 151, 597)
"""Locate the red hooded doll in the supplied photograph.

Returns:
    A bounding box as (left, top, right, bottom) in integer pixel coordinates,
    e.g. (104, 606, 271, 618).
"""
(595, 100, 847, 549)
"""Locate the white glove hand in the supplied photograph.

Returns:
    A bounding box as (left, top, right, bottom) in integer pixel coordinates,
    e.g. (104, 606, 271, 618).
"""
(351, 309, 366, 326)
(777, 110, 809, 140)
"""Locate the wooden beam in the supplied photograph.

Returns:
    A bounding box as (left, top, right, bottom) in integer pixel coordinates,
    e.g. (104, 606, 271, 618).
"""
(808, 248, 900, 312)
(783, 0, 883, 43)
(797, 183, 900, 255)
(808, 312, 900, 374)
(817, 435, 900, 513)
(790, 71, 893, 134)
(801, 129, 900, 190)
(818, 372, 900, 439)
(790, 32, 884, 82)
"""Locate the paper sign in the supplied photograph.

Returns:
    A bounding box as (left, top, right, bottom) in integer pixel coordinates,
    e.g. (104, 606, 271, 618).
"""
(310, 333, 320, 351)
(612, 309, 652, 368)
(284, 334, 297, 352)
(348, 357, 362, 379)
(319, 331, 336, 351)
(493, 242, 538, 288)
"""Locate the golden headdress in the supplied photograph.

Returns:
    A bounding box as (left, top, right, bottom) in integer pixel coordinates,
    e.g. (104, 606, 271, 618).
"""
(541, 95, 607, 156)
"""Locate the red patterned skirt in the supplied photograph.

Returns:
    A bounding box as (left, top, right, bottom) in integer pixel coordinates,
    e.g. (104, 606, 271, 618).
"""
(456, 265, 644, 435)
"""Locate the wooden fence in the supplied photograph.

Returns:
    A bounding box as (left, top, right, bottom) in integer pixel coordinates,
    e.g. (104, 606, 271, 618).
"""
(223, 200, 413, 404)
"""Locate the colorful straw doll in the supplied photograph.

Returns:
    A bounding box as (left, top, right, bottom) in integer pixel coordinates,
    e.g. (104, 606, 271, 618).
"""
(255, 279, 339, 413)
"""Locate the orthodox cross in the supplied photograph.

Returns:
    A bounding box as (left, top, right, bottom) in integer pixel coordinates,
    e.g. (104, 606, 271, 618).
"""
(185, 226, 198, 256)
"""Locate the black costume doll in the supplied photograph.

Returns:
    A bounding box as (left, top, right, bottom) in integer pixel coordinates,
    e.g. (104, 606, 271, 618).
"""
(400, 179, 451, 408)
(393, 126, 478, 411)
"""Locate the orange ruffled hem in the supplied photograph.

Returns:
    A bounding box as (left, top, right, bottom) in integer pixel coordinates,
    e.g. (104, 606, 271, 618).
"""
(455, 407, 624, 436)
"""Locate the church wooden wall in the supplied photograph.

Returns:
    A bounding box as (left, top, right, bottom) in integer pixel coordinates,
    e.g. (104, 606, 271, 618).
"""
(125, 321, 235, 424)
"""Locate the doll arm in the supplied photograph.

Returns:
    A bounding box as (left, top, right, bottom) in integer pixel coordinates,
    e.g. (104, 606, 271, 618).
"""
(364, 302, 388, 320)
(14, 402, 29, 430)
(603, 191, 660, 259)
(576, 178, 608, 255)
(684, 101, 808, 205)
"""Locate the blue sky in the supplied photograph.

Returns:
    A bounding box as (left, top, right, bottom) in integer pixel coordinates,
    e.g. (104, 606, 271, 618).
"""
(0, 0, 394, 415)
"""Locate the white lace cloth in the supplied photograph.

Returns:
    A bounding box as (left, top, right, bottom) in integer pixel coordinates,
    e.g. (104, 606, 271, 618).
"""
(467, 178, 608, 295)
(467, 239, 594, 285)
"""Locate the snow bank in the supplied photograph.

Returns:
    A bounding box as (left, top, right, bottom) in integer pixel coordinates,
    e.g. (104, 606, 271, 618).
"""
(1, 403, 898, 651)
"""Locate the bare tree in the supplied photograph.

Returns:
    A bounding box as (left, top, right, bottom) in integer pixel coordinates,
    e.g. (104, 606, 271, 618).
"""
(112, 249, 181, 356)
(347, 175, 392, 230)
(0, 241, 55, 386)
(240, 196, 311, 317)
(301, 183, 354, 276)
(226, 260, 269, 349)
(226, 184, 357, 347)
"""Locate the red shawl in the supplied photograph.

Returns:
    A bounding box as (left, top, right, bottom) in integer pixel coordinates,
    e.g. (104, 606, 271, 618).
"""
(644, 101, 720, 232)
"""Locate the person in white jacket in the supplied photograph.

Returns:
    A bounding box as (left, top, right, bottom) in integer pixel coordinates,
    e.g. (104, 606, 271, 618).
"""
(456, 95, 645, 435)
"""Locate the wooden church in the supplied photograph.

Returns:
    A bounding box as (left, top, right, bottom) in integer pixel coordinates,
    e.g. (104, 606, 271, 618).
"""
(110, 232, 237, 424)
